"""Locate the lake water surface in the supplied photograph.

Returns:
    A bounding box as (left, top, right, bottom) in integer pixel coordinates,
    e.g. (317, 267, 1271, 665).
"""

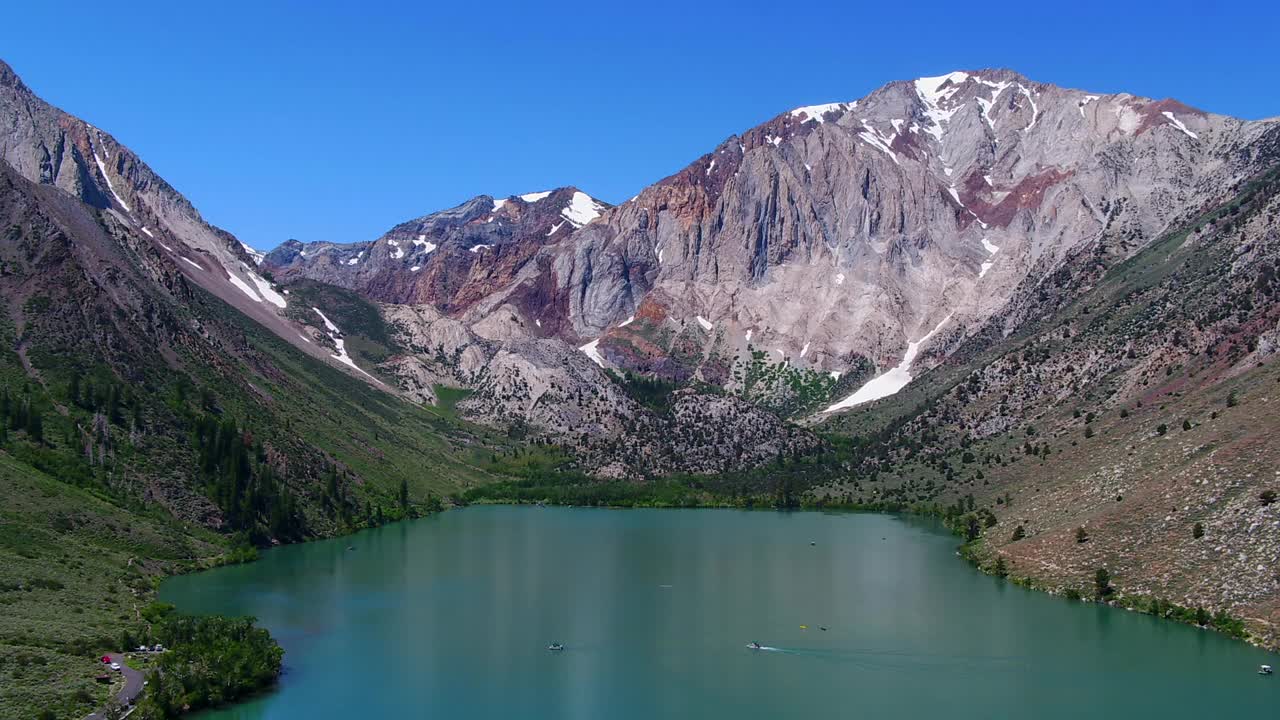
(161, 506, 1277, 718)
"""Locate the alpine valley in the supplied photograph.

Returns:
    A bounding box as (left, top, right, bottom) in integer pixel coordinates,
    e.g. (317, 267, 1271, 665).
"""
(1, 57, 1279, 718)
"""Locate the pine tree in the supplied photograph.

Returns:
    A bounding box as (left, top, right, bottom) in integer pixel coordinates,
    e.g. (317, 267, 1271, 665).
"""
(1094, 568, 1112, 599)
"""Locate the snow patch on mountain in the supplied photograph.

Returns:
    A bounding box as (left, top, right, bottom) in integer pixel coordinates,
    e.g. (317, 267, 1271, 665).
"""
(228, 273, 263, 304)
(520, 190, 552, 203)
(1162, 111, 1199, 139)
(248, 269, 287, 308)
(1018, 84, 1039, 132)
(789, 102, 854, 124)
(562, 191, 605, 228)
(240, 242, 266, 264)
(92, 150, 131, 211)
(823, 313, 954, 413)
(914, 72, 968, 142)
(858, 121, 900, 164)
(979, 239, 1000, 277)
(579, 339, 605, 367)
(313, 307, 377, 380)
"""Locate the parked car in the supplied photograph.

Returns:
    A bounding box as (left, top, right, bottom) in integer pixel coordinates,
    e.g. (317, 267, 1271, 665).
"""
(110, 662, 122, 671)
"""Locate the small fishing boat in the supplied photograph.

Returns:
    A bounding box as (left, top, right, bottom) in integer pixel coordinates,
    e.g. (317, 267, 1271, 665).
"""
(1260, 664, 1273, 676)
(548, 643, 564, 652)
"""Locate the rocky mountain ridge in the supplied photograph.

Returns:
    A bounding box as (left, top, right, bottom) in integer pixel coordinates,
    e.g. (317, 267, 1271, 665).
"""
(264, 68, 1278, 435)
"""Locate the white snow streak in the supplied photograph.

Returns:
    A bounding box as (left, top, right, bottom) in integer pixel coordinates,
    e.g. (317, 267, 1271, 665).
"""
(312, 307, 378, 380)
(800, 341, 811, 358)
(140, 226, 154, 238)
(578, 339, 606, 368)
(240, 242, 265, 264)
(979, 237, 1000, 278)
(695, 316, 713, 331)
(1162, 111, 1199, 139)
(858, 120, 900, 164)
(248, 269, 287, 308)
(228, 273, 262, 303)
(619, 316, 635, 327)
(1078, 94, 1099, 118)
(823, 314, 953, 412)
(180, 256, 202, 270)
(469, 244, 492, 253)
(1017, 84, 1039, 132)
(834, 273, 845, 285)
(93, 151, 131, 211)
(913, 72, 968, 142)
(520, 191, 552, 203)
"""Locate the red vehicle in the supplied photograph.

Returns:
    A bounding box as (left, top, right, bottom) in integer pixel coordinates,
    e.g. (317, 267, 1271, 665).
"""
(101, 656, 111, 664)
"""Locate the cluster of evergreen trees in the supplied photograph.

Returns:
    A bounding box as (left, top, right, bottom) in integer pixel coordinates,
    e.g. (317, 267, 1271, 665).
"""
(0, 386, 43, 444)
(192, 415, 304, 542)
(67, 372, 143, 428)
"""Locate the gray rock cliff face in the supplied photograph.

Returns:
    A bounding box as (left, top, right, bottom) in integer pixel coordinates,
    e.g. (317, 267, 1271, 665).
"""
(269, 70, 1278, 408)
(564, 70, 1275, 382)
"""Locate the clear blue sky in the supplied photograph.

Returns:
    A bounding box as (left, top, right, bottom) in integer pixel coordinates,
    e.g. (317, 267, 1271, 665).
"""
(3, 1, 1277, 251)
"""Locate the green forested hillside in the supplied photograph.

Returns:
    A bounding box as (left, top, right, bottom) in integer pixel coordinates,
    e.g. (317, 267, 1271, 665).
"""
(0, 165, 526, 718)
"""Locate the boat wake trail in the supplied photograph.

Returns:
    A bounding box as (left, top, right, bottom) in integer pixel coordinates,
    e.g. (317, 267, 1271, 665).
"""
(747, 644, 1026, 670)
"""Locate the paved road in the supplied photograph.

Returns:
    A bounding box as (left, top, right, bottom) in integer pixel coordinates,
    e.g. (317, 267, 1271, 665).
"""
(85, 652, 145, 720)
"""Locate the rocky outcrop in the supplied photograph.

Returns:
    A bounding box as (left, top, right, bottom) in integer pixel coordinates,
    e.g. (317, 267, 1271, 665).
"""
(377, 301, 820, 477)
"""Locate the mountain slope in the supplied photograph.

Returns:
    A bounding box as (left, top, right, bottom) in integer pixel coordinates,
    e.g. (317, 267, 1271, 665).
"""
(811, 159, 1280, 645)
(0, 59, 373, 384)
(262, 69, 1280, 460)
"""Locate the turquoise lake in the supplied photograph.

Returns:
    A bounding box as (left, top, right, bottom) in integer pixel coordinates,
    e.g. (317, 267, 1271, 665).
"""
(160, 506, 1278, 718)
